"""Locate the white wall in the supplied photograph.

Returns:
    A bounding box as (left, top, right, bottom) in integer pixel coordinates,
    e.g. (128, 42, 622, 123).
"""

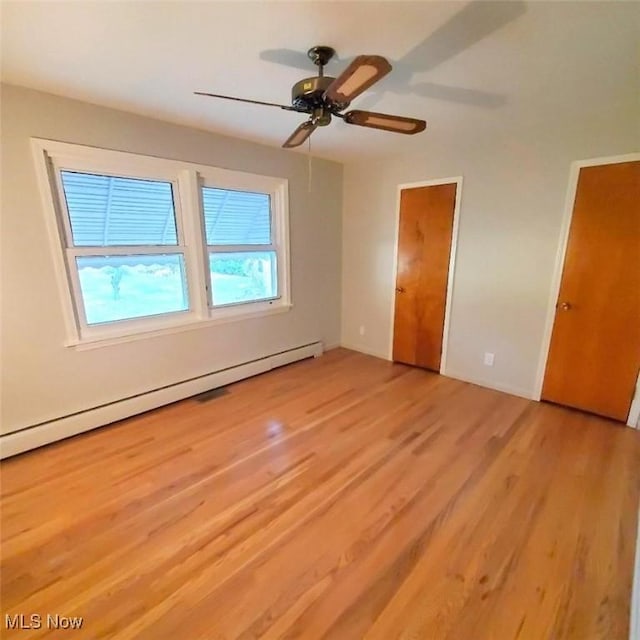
(341, 6, 639, 399)
(0, 84, 342, 436)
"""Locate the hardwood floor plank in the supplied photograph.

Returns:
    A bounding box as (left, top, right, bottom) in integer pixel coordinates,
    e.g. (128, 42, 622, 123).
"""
(1, 349, 638, 639)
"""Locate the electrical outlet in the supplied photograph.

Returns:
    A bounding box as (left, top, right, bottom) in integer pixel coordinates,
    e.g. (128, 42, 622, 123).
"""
(484, 352, 495, 366)
(359, 325, 366, 336)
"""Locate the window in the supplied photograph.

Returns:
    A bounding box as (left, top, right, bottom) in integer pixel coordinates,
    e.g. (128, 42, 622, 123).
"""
(202, 187, 278, 306)
(33, 140, 290, 346)
(60, 171, 189, 326)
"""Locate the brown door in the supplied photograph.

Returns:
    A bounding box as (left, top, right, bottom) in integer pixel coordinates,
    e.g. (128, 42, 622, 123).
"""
(392, 183, 457, 371)
(542, 160, 640, 421)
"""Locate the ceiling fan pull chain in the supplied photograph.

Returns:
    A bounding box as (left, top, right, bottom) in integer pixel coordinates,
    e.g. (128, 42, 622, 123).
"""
(307, 135, 312, 193)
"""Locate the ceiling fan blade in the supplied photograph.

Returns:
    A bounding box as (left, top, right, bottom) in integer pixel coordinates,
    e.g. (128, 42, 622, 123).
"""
(194, 91, 297, 111)
(343, 110, 426, 135)
(282, 121, 317, 148)
(324, 55, 392, 104)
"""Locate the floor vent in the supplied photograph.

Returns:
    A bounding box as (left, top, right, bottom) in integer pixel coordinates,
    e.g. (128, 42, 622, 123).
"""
(0, 341, 322, 459)
(193, 387, 230, 403)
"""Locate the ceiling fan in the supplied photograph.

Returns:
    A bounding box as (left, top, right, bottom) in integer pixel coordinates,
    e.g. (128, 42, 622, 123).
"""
(195, 46, 426, 149)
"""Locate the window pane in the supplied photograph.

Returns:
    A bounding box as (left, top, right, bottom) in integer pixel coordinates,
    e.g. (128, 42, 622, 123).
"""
(209, 251, 277, 306)
(61, 171, 178, 246)
(202, 187, 271, 245)
(75, 254, 188, 325)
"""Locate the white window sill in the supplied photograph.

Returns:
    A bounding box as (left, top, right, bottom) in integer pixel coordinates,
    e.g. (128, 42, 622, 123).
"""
(66, 303, 293, 351)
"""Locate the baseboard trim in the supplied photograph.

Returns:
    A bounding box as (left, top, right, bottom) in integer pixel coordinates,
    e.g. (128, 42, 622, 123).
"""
(339, 347, 536, 400)
(0, 341, 323, 459)
(441, 368, 536, 400)
(626, 372, 640, 428)
(340, 342, 390, 361)
(632, 508, 640, 640)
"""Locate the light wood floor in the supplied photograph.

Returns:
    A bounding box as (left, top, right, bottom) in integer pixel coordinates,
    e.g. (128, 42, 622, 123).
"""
(1, 348, 639, 639)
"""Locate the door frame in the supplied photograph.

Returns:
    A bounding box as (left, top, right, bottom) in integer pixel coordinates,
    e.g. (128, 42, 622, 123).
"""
(388, 176, 464, 375)
(533, 152, 640, 427)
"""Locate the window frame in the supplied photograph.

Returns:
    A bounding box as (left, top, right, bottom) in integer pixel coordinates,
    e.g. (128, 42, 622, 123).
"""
(55, 169, 193, 338)
(31, 139, 291, 348)
(198, 171, 290, 316)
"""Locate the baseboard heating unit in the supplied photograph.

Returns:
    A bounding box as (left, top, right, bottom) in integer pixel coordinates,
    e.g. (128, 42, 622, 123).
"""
(0, 341, 323, 459)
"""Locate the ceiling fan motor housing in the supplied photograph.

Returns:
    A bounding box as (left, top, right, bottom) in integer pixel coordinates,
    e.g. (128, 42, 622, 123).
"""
(291, 76, 350, 115)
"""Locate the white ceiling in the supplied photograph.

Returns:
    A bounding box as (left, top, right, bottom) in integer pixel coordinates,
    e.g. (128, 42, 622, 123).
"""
(2, 1, 638, 162)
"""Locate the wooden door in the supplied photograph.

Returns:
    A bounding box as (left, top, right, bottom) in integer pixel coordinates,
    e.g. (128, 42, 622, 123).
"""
(542, 160, 640, 421)
(392, 183, 456, 371)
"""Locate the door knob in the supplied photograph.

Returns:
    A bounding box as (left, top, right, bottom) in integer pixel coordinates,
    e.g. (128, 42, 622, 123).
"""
(559, 301, 572, 311)
(396, 287, 406, 293)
